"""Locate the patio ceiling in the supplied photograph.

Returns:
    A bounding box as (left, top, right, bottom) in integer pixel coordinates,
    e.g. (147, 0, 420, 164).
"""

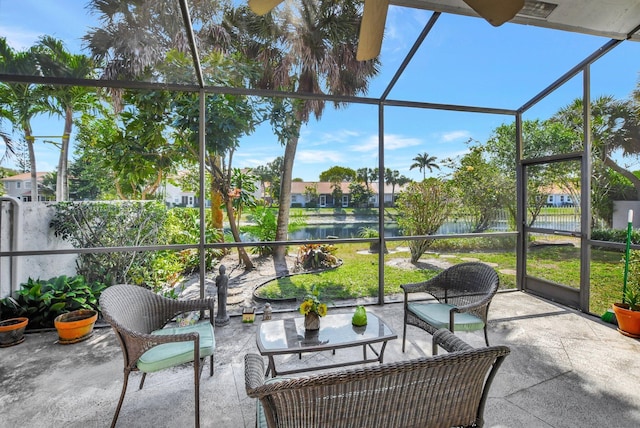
(1, 0, 639, 99)
(393, 0, 640, 42)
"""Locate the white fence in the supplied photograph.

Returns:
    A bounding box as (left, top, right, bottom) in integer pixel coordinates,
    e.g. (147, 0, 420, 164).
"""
(1, 199, 76, 298)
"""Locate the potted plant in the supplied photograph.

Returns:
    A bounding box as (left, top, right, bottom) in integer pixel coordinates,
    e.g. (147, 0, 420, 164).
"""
(610, 210, 640, 337)
(612, 250, 640, 337)
(4, 275, 106, 343)
(54, 309, 99, 344)
(299, 286, 328, 331)
(0, 296, 28, 347)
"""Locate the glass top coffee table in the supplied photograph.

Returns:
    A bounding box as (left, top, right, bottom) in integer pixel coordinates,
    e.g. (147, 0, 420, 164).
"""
(256, 312, 397, 377)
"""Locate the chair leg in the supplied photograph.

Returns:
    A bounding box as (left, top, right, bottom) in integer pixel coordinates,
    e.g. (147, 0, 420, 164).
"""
(432, 337, 438, 356)
(483, 326, 490, 347)
(111, 369, 131, 428)
(138, 373, 147, 390)
(402, 322, 407, 352)
(209, 354, 214, 376)
(194, 358, 201, 428)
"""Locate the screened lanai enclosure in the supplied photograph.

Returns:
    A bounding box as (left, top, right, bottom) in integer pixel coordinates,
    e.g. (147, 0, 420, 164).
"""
(1, 0, 640, 319)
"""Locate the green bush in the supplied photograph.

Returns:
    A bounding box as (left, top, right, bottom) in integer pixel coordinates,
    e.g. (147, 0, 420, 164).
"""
(50, 201, 170, 286)
(164, 207, 223, 274)
(0, 276, 106, 329)
(296, 243, 339, 270)
(592, 228, 640, 248)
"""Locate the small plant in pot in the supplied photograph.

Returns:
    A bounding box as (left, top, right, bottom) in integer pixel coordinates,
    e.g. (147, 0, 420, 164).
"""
(7, 275, 106, 344)
(612, 250, 640, 338)
(0, 297, 29, 347)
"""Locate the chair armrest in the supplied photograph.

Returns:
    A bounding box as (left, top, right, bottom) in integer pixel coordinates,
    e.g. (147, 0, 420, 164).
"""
(244, 354, 267, 395)
(127, 330, 201, 351)
(448, 291, 495, 314)
(166, 298, 216, 327)
(401, 278, 434, 296)
(433, 328, 474, 353)
(173, 298, 215, 314)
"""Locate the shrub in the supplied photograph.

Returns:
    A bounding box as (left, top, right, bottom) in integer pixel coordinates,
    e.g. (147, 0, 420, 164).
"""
(592, 228, 640, 248)
(50, 201, 169, 286)
(164, 207, 223, 274)
(358, 226, 379, 239)
(296, 244, 339, 270)
(0, 276, 106, 329)
(396, 179, 454, 262)
(245, 207, 307, 256)
(246, 206, 278, 255)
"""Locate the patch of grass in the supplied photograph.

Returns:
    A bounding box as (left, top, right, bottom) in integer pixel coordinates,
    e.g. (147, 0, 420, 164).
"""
(255, 242, 625, 316)
(256, 243, 440, 301)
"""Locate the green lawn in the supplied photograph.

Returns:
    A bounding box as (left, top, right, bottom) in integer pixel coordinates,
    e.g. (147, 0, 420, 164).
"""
(255, 241, 624, 316)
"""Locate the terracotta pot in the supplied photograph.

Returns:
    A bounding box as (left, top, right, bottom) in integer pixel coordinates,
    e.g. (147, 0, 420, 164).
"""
(54, 309, 98, 344)
(304, 312, 320, 331)
(612, 303, 640, 338)
(0, 317, 29, 347)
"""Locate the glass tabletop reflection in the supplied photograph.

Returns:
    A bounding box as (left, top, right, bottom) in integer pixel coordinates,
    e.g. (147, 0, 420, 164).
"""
(257, 312, 396, 355)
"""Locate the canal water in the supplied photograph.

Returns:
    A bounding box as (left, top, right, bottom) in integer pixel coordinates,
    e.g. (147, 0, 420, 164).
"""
(238, 213, 579, 241)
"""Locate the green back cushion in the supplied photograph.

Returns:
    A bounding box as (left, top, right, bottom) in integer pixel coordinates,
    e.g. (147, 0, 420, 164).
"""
(137, 322, 215, 373)
(408, 303, 484, 331)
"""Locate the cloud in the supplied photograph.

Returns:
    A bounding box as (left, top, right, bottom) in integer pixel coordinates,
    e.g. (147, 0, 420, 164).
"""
(383, 7, 437, 57)
(440, 130, 471, 142)
(350, 134, 423, 152)
(0, 26, 42, 50)
(296, 150, 345, 164)
(316, 129, 361, 145)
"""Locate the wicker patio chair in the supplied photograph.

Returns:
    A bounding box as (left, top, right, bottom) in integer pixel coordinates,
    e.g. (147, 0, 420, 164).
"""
(245, 329, 510, 428)
(402, 262, 499, 355)
(100, 284, 215, 428)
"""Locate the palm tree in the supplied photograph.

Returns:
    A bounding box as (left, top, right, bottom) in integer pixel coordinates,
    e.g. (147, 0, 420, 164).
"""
(84, 0, 258, 269)
(0, 38, 48, 201)
(410, 152, 440, 180)
(0, 129, 14, 163)
(225, 0, 380, 272)
(384, 168, 400, 203)
(554, 96, 640, 198)
(34, 36, 97, 201)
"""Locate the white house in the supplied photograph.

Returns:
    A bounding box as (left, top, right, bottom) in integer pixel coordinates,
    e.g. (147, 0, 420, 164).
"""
(542, 185, 576, 207)
(0, 172, 54, 202)
(289, 181, 407, 208)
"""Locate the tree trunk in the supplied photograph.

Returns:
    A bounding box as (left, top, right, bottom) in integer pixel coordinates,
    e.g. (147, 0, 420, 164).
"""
(57, 107, 73, 201)
(224, 198, 254, 270)
(273, 130, 300, 276)
(604, 156, 640, 199)
(210, 156, 225, 238)
(24, 125, 38, 202)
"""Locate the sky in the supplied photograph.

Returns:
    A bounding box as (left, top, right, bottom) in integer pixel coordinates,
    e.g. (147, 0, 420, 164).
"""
(2, 0, 640, 182)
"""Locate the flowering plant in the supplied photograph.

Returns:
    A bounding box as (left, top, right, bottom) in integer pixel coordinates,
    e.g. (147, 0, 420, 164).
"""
(299, 286, 328, 317)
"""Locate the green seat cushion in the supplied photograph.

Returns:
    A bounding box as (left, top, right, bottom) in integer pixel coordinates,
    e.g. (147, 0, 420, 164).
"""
(137, 322, 215, 373)
(408, 302, 485, 332)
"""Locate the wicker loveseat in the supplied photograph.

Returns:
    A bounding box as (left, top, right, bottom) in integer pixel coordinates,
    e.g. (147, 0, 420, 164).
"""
(245, 329, 510, 428)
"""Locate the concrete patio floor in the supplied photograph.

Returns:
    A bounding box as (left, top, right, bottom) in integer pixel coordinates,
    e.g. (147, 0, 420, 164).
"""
(1, 290, 640, 428)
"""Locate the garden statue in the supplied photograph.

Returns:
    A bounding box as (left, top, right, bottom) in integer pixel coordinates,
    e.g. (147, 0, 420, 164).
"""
(263, 303, 272, 321)
(215, 265, 230, 326)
